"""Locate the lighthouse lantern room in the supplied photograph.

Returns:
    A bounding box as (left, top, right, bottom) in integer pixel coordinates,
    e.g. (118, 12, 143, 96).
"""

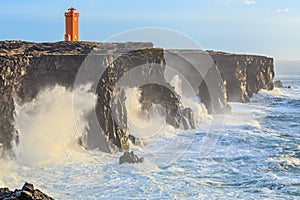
(64, 7, 79, 41)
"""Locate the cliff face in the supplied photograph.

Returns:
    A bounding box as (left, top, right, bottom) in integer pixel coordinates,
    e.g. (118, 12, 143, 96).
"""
(0, 41, 275, 155)
(0, 41, 158, 154)
(164, 50, 228, 114)
(168, 50, 274, 113)
(0, 41, 186, 154)
(93, 48, 167, 152)
(0, 54, 31, 155)
(209, 51, 274, 102)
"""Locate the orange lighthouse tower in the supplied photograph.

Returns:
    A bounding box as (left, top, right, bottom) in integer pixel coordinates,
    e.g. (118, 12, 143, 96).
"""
(64, 7, 79, 41)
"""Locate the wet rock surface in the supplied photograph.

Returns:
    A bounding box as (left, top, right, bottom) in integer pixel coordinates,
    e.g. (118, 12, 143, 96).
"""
(181, 108, 195, 130)
(274, 80, 284, 88)
(139, 83, 182, 128)
(119, 151, 144, 164)
(0, 182, 53, 200)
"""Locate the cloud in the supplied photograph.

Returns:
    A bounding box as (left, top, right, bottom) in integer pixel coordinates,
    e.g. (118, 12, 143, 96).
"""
(277, 8, 290, 13)
(244, 0, 256, 4)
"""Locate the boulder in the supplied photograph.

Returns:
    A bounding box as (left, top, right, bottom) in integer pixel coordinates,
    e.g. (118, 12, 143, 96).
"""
(0, 182, 53, 200)
(0, 187, 11, 199)
(274, 80, 284, 88)
(119, 151, 144, 164)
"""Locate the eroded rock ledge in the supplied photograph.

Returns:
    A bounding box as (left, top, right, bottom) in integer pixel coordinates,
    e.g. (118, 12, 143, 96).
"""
(0, 41, 274, 155)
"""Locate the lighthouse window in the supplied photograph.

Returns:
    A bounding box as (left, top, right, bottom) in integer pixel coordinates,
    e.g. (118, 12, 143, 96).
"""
(74, 17, 77, 21)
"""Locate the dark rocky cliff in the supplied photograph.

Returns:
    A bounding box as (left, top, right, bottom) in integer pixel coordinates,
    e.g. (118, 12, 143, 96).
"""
(209, 51, 274, 102)
(168, 49, 274, 113)
(0, 41, 157, 154)
(0, 41, 186, 154)
(0, 41, 274, 155)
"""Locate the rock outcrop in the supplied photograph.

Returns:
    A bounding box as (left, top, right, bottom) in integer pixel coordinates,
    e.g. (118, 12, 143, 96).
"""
(94, 48, 167, 152)
(181, 108, 195, 130)
(139, 83, 182, 128)
(0, 182, 53, 200)
(119, 151, 144, 164)
(274, 80, 283, 88)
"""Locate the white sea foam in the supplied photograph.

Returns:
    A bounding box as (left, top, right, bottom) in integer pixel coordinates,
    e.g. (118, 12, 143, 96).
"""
(255, 88, 291, 98)
(253, 87, 300, 101)
(268, 155, 300, 168)
(168, 166, 185, 173)
(224, 102, 264, 129)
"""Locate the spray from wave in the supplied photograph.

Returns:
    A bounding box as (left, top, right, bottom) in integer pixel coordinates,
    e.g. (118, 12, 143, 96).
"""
(6, 74, 209, 168)
(125, 87, 168, 140)
(13, 84, 96, 166)
(124, 75, 208, 139)
(123, 75, 211, 166)
(170, 75, 208, 126)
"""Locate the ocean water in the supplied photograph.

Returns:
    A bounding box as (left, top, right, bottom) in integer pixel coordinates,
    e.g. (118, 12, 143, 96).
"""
(1, 69, 299, 199)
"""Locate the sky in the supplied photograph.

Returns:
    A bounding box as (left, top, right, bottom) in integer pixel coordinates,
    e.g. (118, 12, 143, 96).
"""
(0, 0, 299, 60)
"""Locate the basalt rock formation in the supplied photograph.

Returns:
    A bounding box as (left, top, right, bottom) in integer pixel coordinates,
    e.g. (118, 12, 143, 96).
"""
(168, 49, 274, 113)
(0, 41, 274, 155)
(119, 151, 144, 164)
(0, 41, 189, 154)
(209, 51, 274, 102)
(0, 182, 53, 200)
(0, 40, 157, 154)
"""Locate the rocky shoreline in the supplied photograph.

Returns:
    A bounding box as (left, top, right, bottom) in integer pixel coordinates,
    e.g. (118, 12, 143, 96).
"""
(0, 182, 53, 200)
(0, 40, 274, 155)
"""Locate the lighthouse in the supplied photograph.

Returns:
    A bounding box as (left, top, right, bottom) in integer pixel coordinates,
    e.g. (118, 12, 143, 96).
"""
(64, 7, 79, 41)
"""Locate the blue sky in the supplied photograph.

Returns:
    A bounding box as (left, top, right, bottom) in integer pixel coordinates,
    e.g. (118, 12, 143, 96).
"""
(0, 0, 299, 60)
